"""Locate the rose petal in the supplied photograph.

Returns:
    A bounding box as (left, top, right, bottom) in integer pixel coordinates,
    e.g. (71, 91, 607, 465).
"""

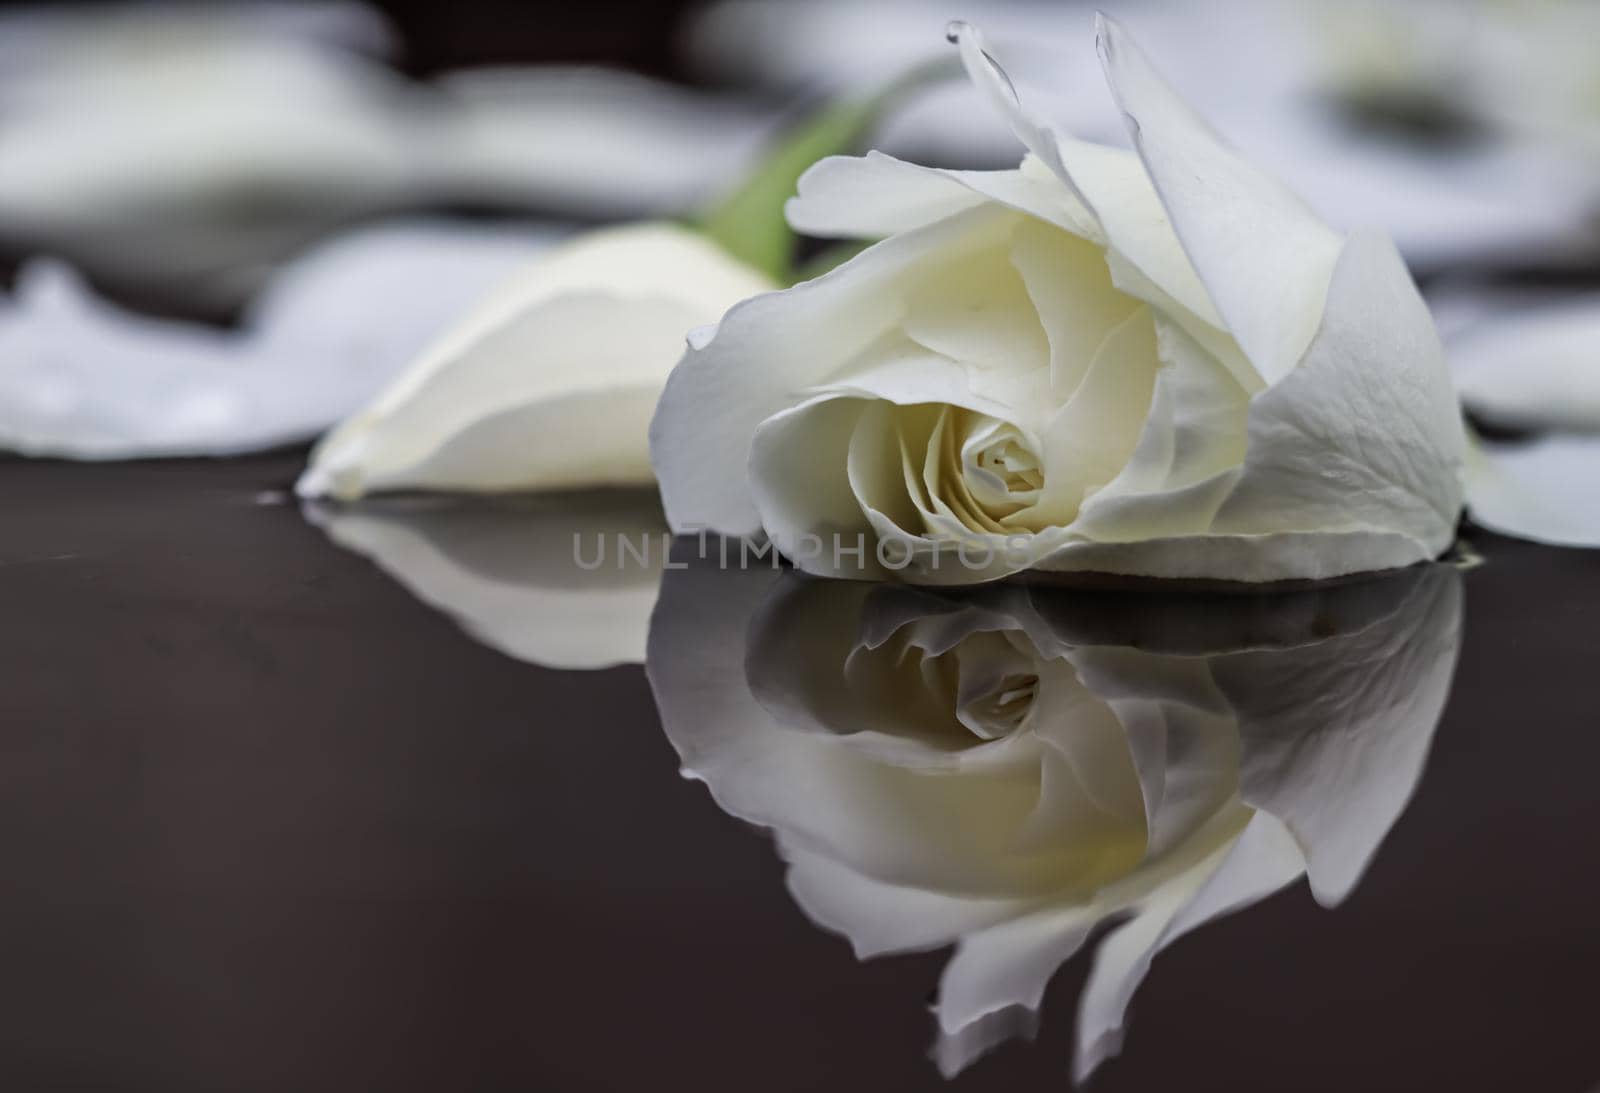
(1095, 13, 1344, 386)
(1211, 231, 1465, 564)
(903, 238, 1050, 374)
(1009, 215, 1141, 398)
(1448, 298, 1600, 435)
(1464, 432, 1600, 549)
(652, 204, 1016, 536)
(787, 151, 1004, 237)
(789, 150, 1096, 243)
(300, 223, 771, 499)
(1022, 306, 1160, 529)
(1070, 315, 1250, 541)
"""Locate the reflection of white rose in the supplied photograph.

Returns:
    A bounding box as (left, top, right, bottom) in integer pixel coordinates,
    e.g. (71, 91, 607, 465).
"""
(652, 18, 1464, 584)
(648, 558, 1462, 1079)
(307, 490, 665, 670)
(298, 224, 774, 500)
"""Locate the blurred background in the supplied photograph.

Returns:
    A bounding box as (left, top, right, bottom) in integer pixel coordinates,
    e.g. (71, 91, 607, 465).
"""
(3, 0, 1600, 461)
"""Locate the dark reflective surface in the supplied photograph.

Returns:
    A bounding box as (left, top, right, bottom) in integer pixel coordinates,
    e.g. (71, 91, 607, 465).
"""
(3, 451, 1600, 1092)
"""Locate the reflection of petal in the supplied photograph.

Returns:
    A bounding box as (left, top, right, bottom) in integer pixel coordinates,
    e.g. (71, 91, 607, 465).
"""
(307, 491, 666, 670)
(931, 1004, 1039, 1080)
(936, 907, 1094, 1037)
(0, 223, 558, 459)
(784, 843, 1034, 960)
(1464, 432, 1600, 549)
(1075, 810, 1304, 1081)
(1223, 565, 1464, 903)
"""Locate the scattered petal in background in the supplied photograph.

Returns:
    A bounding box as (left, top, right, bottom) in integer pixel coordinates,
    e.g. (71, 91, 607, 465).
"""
(1434, 288, 1600, 549)
(244, 218, 568, 387)
(296, 223, 775, 499)
(419, 67, 782, 218)
(0, 2, 787, 303)
(684, 0, 1599, 268)
(0, 7, 419, 304)
(1463, 433, 1600, 549)
(0, 220, 559, 459)
(1447, 296, 1600, 435)
(0, 0, 398, 68)
(0, 261, 264, 458)
(307, 489, 667, 670)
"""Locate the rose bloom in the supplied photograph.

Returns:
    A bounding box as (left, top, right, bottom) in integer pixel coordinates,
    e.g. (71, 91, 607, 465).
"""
(648, 558, 1462, 1079)
(651, 18, 1465, 583)
(298, 223, 773, 500)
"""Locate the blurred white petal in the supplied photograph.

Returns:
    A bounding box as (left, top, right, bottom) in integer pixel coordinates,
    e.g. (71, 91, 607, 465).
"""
(1464, 432, 1600, 549)
(247, 218, 568, 378)
(0, 28, 415, 227)
(687, 0, 1600, 267)
(421, 67, 781, 217)
(0, 1, 397, 75)
(0, 221, 558, 459)
(307, 491, 666, 670)
(1447, 298, 1600, 435)
(0, 9, 785, 295)
(0, 262, 266, 458)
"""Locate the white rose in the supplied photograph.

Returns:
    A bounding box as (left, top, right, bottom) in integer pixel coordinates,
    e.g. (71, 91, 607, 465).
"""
(297, 223, 775, 500)
(651, 18, 1465, 584)
(647, 556, 1462, 1080)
